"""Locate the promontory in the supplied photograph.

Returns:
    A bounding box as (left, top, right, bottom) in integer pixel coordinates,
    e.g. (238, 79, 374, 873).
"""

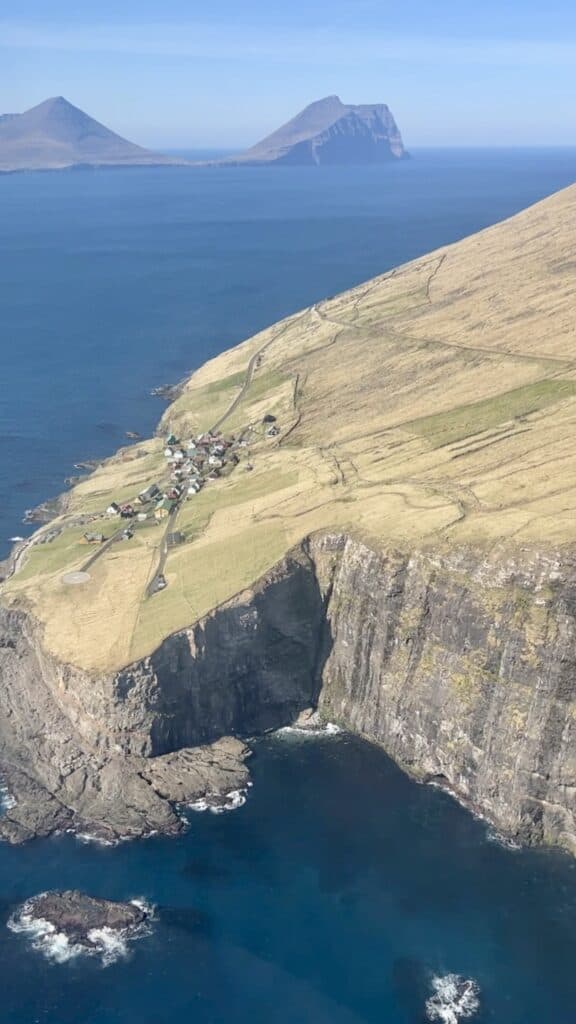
(1, 182, 576, 852)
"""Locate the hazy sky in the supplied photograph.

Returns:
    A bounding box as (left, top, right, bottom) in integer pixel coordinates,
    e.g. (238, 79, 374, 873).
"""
(1, 0, 575, 149)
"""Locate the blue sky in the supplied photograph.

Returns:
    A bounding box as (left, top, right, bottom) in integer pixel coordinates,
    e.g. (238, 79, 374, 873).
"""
(1, 0, 575, 148)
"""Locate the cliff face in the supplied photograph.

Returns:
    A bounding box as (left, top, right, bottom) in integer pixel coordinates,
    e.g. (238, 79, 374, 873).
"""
(311, 536, 576, 852)
(2, 533, 576, 852)
(225, 95, 407, 165)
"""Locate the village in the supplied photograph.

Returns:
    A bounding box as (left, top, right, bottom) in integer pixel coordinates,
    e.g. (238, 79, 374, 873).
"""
(81, 416, 281, 592)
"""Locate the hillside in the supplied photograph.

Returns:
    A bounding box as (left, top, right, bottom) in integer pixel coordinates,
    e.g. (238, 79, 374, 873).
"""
(0, 96, 185, 172)
(222, 95, 407, 165)
(3, 182, 576, 676)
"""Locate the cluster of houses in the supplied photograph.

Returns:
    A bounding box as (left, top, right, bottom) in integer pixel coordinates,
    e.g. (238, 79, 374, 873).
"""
(84, 416, 281, 551)
(103, 430, 239, 531)
(162, 430, 239, 495)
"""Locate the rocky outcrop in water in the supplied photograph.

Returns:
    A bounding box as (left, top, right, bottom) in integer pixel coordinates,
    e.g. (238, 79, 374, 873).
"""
(20, 890, 148, 938)
(2, 533, 576, 852)
(8, 890, 153, 965)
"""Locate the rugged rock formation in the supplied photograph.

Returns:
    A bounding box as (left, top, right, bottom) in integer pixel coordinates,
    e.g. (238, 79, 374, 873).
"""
(8, 890, 153, 964)
(0, 600, 251, 844)
(221, 95, 407, 165)
(0, 96, 185, 173)
(2, 533, 576, 852)
(15, 890, 149, 938)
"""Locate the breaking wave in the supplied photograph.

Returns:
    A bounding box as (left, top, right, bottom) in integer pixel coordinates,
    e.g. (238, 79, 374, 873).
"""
(276, 722, 342, 738)
(7, 897, 154, 967)
(73, 831, 122, 848)
(486, 828, 522, 851)
(0, 781, 16, 812)
(188, 788, 248, 814)
(425, 974, 481, 1023)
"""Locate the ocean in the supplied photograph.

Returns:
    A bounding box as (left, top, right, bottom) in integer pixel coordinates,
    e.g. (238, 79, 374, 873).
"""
(2, 733, 576, 1023)
(1, 148, 576, 1022)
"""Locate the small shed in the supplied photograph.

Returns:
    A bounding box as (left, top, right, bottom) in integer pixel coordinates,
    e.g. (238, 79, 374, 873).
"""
(166, 433, 178, 446)
(166, 531, 185, 548)
(106, 502, 121, 516)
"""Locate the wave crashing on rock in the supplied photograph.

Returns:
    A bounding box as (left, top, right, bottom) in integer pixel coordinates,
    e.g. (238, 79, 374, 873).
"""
(7, 890, 154, 966)
(187, 788, 248, 814)
(425, 974, 481, 1023)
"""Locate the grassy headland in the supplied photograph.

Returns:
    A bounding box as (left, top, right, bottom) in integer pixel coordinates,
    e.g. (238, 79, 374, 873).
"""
(3, 183, 576, 672)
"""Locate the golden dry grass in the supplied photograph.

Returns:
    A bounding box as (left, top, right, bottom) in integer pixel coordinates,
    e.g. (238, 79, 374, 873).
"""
(4, 183, 576, 671)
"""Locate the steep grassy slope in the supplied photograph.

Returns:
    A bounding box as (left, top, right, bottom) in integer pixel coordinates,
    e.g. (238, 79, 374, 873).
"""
(3, 183, 576, 672)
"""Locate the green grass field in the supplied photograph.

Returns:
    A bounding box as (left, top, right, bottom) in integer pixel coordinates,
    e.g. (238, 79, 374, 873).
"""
(405, 380, 576, 448)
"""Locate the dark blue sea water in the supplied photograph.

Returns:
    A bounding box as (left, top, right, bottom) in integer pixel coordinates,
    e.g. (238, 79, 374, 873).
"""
(2, 733, 576, 1023)
(2, 149, 576, 1022)
(1, 148, 575, 558)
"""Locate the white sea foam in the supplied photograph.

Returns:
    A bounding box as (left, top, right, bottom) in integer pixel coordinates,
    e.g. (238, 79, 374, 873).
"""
(85, 926, 130, 966)
(276, 721, 342, 738)
(72, 828, 158, 847)
(486, 828, 522, 851)
(7, 895, 154, 967)
(0, 782, 16, 812)
(188, 788, 248, 814)
(8, 908, 86, 964)
(73, 830, 120, 848)
(425, 974, 480, 1023)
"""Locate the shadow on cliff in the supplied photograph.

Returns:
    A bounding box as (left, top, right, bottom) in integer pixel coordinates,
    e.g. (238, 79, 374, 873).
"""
(144, 551, 334, 756)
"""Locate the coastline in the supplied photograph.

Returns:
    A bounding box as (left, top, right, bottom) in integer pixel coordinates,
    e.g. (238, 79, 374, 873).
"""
(2, 184, 576, 855)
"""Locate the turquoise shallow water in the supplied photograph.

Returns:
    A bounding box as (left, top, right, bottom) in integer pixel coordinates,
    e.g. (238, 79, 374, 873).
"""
(1, 150, 576, 1021)
(2, 733, 576, 1023)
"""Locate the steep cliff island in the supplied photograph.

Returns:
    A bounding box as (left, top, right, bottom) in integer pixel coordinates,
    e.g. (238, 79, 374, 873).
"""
(2, 184, 576, 851)
(217, 95, 407, 165)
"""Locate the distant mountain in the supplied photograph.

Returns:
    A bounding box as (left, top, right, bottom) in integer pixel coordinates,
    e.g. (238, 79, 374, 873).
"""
(223, 95, 408, 166)
(0, 97, 186, 173)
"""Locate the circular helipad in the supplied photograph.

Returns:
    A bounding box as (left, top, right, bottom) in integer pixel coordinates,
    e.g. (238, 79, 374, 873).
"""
(62, 571, 91, 585)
